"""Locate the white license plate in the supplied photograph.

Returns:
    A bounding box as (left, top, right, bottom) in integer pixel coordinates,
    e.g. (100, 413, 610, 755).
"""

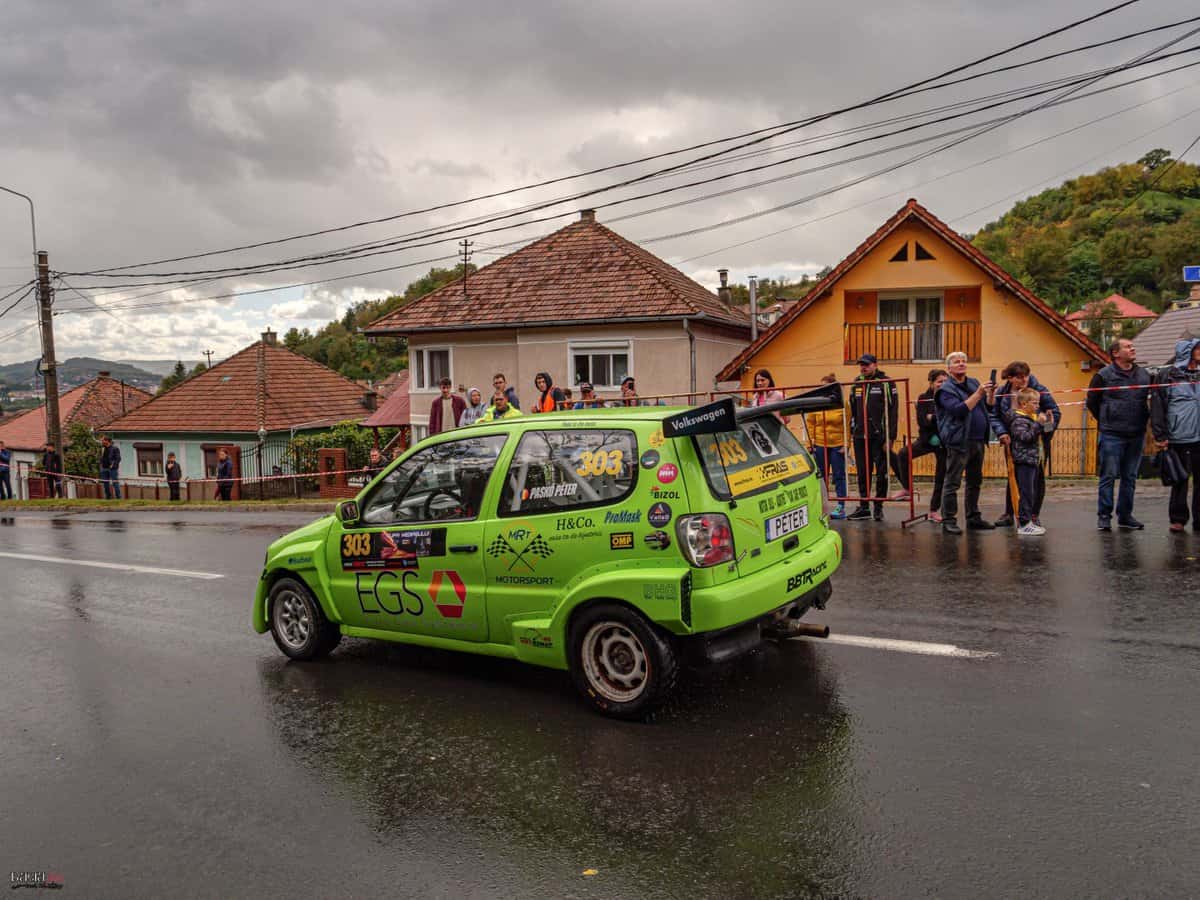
(765, 505, 808, 541)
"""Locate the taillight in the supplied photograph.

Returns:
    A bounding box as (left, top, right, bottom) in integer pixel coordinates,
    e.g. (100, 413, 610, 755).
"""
(676, 513, 736, 568)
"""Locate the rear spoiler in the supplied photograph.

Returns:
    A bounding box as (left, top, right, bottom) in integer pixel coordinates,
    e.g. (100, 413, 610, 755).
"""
(661, 383, 843, 437)
(735, 382, 843, 421)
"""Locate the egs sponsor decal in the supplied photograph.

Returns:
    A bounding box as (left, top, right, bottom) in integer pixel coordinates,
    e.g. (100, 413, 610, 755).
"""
(786, 560, 829, 593)
(354, 568, 469, 619)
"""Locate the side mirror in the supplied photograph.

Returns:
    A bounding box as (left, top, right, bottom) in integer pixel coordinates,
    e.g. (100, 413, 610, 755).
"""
(336, 499, 360, 524)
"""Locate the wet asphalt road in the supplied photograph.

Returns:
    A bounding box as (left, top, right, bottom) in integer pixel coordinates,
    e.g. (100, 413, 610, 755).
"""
(2, 489, 1199, 899)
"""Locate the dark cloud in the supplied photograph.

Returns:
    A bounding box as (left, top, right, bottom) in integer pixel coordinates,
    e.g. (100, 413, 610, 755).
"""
(0, 0, 1197, 362)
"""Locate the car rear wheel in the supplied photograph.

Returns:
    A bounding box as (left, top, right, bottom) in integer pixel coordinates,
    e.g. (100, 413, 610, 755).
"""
(268, 577, 341, 660)
(568, 603, 678, 719)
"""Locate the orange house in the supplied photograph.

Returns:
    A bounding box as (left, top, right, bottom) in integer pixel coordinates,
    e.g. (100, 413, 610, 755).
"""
(717, 199, 1109, 474)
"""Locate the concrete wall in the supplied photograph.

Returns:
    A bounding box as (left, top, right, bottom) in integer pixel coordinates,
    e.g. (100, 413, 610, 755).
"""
(408, 321, 750, 429)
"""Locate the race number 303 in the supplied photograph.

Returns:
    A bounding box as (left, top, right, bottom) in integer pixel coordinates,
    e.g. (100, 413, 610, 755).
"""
(765, 505, 808, 542)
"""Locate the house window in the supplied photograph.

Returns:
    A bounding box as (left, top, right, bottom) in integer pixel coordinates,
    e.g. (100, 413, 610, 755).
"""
(889, 243, 909, 262)
(412, 348, 452, 391)
(570, 341, 630, 389)
(914, 242, 935, 260)
(876, 294, 945, 361)
(135, 443, 164, 477)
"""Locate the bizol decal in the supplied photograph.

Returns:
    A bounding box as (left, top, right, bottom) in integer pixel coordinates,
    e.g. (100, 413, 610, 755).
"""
(428, 570, 467, 618)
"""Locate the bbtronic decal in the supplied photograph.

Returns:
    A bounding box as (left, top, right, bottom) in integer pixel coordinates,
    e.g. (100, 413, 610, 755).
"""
(656, 463, 679, 484)
(786, 560, 829, 593)
(355, 570, 425, 617)
(643, 582, 677, 601)
(428, 569, 467, 618)
(649, 485, 680, 500)
(605, 510, 641, 524)
(521, 482, 579, 501)
(647, 502, 672, 528)
(340, 528, 447, 570)
(610, 532, 634, 550)
(644, 530, 671, 550)
(518, 628, 553, 650)
(487, 523, 555, 572)
(757, 485, 809, 515)
(640, 449, 661, 469)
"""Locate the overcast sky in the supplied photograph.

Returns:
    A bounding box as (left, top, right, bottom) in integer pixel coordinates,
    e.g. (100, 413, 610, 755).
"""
(1, 0, 1197, 365)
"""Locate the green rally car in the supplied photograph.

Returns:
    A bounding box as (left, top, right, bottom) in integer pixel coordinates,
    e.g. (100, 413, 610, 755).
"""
(252, 387, 843, 718)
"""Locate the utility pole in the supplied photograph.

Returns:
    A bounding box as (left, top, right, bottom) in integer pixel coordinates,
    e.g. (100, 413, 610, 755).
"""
(459, 239, 474, 297)
(36, 250, 63, 457)
(203, 349, 214, 369)
(748, 275, 759, 343)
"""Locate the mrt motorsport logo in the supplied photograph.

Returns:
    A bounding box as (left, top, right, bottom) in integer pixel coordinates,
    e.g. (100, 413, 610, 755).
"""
(487, 523, 554, 571)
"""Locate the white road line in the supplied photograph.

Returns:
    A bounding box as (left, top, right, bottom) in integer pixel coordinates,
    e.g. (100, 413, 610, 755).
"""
(0, 551, 224, 580)
(793, 633, 997, 659)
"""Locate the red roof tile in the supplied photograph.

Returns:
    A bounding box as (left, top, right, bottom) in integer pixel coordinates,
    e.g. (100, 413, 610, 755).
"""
(362, 371, 410, 427)
(365, 214, 750, 335)
(1065, 294, 1158, 321)
(103, 342, 371, 433)
(717, 199, 1108, 381)
(0, 376, 152, 450)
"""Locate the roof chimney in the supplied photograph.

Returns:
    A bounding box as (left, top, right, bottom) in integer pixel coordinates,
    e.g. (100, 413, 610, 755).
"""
(97, 370, 111, 378)
(579, 209, 596, 223)
(362, 390, 378, 412)
(717, 268, 732, 307)
(261, 329, 277, 347)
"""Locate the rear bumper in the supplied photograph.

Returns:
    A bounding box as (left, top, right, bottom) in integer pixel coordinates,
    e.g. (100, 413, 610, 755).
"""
(684, 579, 832, 665)
(686, 528, 841, 634)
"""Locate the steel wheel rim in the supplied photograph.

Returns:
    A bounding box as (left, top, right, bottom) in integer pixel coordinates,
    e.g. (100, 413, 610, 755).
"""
(275, 590, 313, 650)
(581, 621, 649, 703)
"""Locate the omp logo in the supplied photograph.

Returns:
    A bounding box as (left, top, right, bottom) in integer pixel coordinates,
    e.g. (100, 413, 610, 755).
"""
(610, 532, 634, 550)
(787, 560, 829, 593)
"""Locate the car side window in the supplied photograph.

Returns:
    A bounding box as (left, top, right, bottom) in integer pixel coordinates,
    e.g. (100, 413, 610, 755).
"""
(499, 429, 637, 517)
(360, 434, 507, 526)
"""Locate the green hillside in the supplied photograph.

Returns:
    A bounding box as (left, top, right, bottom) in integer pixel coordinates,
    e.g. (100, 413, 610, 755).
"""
(0, 356, 160, 391)
(970, 150, 1200, 313)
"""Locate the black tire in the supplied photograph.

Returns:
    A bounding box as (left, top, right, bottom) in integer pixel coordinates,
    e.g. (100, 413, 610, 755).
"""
(568, 602, 679, 720)
(268, 576, 342, 661)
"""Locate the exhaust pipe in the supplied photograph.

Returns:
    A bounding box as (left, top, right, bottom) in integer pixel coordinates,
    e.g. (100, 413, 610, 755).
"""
(791, 623, 830, 639)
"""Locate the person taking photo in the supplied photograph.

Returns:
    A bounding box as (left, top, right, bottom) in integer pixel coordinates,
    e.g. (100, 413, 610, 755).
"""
(935, 351, 997, 535)
(1086, 338, 1151, 531)
(1150, 338, 1200, 532)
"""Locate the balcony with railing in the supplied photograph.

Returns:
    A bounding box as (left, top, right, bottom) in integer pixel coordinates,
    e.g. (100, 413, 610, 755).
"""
(844, 320, 981, 364)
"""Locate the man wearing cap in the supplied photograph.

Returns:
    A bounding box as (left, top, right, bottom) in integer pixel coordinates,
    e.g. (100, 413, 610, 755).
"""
(573, 383, 604, 409)
(620, 376, 644, 407)
(847, 354, 905, 521)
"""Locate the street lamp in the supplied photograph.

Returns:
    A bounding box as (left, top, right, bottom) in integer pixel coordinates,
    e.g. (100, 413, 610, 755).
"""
(0, 183, 38, 285)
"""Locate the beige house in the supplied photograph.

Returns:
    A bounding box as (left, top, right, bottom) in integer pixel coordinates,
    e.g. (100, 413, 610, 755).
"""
(366, 210, 750, 437)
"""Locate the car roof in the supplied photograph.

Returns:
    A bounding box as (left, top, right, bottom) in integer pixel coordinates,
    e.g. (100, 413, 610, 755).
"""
(484, 406, 692, 429)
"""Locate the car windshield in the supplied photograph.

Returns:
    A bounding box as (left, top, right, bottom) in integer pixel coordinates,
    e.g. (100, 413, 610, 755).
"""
(692, 414, 814, 500)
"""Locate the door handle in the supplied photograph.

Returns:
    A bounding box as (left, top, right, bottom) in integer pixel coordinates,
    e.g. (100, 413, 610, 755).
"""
(450, 544, 478, 553)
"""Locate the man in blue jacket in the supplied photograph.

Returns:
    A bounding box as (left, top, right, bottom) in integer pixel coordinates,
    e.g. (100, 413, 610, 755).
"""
(1086, 338, 1151, 531)
(0, 440, 11, 500)
(989, 361, 1061, 528)
(99, 436, 122, 499)
(935, 351, 997, 535)
(1150, 338, 1200, 532)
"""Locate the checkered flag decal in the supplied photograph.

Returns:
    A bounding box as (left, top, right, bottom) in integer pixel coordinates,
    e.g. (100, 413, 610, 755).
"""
(487, 535, 514, 558)
(527, 535, 553, 559)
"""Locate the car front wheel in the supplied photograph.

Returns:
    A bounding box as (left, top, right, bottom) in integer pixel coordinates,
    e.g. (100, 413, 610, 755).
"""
(568, 603, 679, 719)
(268, 576, 342, 660)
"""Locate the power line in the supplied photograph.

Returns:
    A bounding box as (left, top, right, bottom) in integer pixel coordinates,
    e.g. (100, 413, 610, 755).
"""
(69, 0, 1147, 276)
(0, 283, 35, 320)
(1093, 132, 1200, 232)
(61, 46, 1200, 291)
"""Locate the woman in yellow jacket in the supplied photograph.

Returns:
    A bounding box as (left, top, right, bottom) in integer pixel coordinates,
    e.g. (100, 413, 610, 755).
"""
(804, 374, 848, 519)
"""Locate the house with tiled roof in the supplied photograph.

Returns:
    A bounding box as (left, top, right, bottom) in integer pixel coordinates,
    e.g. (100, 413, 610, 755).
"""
(101, 331, 379, 499)
(1065, 293, 1158, 339)
(0, 373, 151, 492)
(1131, 285, 1200, 366)
(365, 210, 751, 436)
(716, 199, 1109, 473)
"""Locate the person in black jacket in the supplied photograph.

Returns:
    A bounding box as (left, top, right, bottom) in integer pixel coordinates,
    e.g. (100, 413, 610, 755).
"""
(1150, 338, 1200, 532)
(935, 351, 997, 535)
(216, 449, 234, 501)
(165, 452, 182, 502)
(1002, 388, 1057, 536)
(99, 436, 122, 499)
(910, 369, 948, 522)
(1086, 338, 1151, 531)
(846, 354, 907, 521)
(42, 442, 64, 498)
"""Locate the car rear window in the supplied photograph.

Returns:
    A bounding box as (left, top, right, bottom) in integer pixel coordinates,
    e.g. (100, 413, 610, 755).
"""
(692, 415, 814, 500)
(498, 429, 638, 517)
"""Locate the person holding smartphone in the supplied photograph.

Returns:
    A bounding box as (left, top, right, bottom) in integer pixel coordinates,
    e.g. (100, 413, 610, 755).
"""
(934, 351, 997, 535)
